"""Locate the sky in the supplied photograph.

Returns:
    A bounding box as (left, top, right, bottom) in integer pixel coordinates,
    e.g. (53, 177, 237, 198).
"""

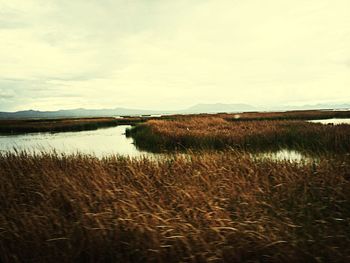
(0, 0, 349, 111)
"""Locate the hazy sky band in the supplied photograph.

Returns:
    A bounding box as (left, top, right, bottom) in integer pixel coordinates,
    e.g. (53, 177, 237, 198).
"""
(0, 0, 349, 111)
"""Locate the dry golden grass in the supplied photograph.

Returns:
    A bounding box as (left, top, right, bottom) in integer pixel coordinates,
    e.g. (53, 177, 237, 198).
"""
(225, 109, 350, 121)
(177, 109, 350, 121)
(0, 117, 144, 134)
(1, 151, 349, 262)
(128, 117, 350, 153)
(2, 109, 349, 134)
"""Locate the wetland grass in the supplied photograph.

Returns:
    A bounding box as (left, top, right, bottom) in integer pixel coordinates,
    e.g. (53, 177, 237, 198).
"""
(0, 151, 349, 262)
(0, 117, 145, 134)
(127, 117, 350, 153)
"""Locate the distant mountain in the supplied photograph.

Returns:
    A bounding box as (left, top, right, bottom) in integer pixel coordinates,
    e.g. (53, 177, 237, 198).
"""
(0, 103, 349, 119)
(182, 103, 256, 114)
(0, 104, 257, 119)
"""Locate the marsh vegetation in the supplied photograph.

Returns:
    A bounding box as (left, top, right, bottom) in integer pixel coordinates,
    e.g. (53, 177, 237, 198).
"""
(0, 152, 349, 262)
(0, 117, 145, 134)
(1, 111, 350, 262)
(127, 117, 350, 154)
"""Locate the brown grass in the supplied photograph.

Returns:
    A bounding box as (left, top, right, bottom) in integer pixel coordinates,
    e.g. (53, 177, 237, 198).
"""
(1, 152, 349, 262)
(171, 110, 350, 121)
(224, 109, 350, 121)
(2, 109, 349, 134)
(128, 117, 350, 153)
(0, 117, 145, 134)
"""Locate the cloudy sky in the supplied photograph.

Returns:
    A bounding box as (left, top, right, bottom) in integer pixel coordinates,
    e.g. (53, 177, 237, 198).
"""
(0, 0, 349, 111)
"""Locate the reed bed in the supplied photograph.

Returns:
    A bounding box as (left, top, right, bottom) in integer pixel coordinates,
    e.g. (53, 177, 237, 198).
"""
(127, 117, 350, 153)
(164, 110, 350, 122)
(224, 109, 350, 121)
(0, 151, 349, 262)
(0, 117, 144, 134)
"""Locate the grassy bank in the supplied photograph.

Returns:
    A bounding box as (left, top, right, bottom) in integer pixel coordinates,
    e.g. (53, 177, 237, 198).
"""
(164, 110, 350, 122)
(0, 152, 349, 262)
(0, 117, 146, 134)
(1, 110, 349, 134)
(127, 117, 350, 153)
(224, 109, 350, 121)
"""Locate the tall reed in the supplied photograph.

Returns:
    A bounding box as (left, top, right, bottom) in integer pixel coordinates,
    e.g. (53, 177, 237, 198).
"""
(127, 118, 350, 153)
(1, 151, 349, 262)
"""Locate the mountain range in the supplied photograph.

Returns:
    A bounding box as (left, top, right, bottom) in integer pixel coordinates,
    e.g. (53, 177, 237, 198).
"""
(0, 103, 349, 119)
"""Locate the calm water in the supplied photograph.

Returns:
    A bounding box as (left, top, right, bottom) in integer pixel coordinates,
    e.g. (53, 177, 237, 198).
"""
(0, 126, 149, 158)
(308, 118, 350, 125)
(0, 125, 322, 162)
(256, 149, 313, 163)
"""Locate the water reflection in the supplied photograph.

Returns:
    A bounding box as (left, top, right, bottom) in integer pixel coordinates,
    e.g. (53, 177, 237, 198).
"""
(0, 126, 317, 163)
(254, 149, 313, 163)
(308, 118, 350, 125)
(0, 126, 150, 158)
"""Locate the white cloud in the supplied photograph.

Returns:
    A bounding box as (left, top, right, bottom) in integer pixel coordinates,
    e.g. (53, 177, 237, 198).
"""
(0, 0, 349, 111)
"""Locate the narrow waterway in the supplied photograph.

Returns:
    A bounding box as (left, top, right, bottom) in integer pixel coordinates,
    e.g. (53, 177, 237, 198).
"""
(1, 117, 348, 161)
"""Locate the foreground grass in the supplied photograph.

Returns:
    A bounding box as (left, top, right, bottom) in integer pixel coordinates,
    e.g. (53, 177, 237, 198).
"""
(127, 118, 350, 153)
(0, 152, 349, 262)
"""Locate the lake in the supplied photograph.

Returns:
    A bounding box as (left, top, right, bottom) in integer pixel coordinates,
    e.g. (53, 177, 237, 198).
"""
(0, 125, 148, 158)
(308, 118, 350, 125)
(0, 125, 313, 162)
(2, 118, 348, 161)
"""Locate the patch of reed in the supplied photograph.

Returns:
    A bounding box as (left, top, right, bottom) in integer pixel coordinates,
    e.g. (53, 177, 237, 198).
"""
(0, 151, 349, 262)
(127, 118, 350, 153)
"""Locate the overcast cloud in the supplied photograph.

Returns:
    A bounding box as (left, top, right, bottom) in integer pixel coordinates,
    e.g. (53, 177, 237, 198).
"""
(0, 0, 349, 111)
